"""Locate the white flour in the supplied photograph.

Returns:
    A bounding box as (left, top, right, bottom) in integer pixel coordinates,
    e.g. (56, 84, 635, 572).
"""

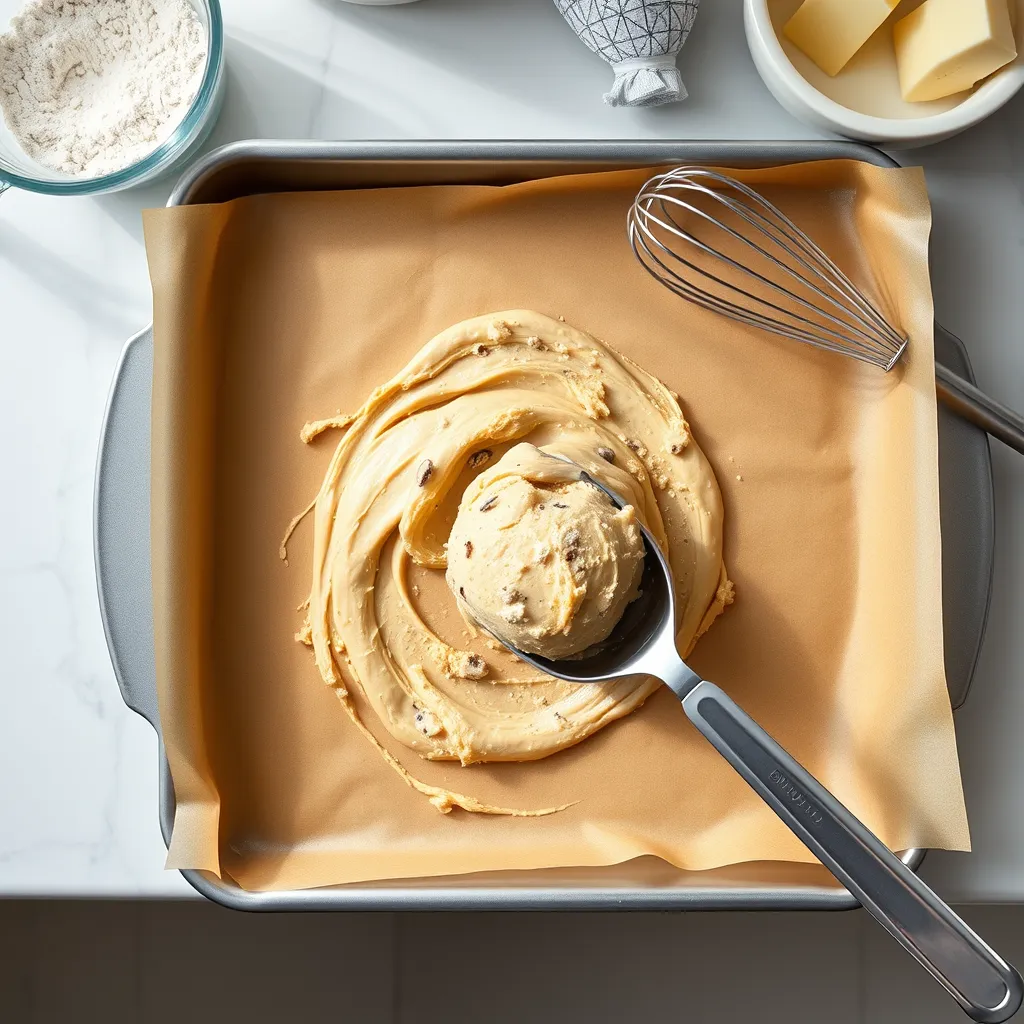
(0, 0, 206, 178)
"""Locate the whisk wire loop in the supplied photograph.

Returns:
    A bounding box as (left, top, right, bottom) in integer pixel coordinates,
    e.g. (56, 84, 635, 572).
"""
(647, 169, 901, 345)
(634, 192, 889, 362)
(630, 215, 882, 362)
(628, 167, 909, 372)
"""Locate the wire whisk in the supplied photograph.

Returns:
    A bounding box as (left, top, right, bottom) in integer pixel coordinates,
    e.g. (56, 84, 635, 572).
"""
(627, 166, 1024, 454)
(629, 166, 907, 370)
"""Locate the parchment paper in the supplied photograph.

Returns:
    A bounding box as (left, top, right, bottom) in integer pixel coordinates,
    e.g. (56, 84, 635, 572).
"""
(143, 161, 970, 892)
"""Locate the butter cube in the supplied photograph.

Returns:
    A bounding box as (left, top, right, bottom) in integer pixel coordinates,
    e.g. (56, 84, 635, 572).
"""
(894, 0, 1017, 102)
(784, 0, 900, 77)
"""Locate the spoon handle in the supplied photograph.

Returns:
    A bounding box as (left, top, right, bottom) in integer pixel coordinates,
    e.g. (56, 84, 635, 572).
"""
(679, 678, 1023, 1024)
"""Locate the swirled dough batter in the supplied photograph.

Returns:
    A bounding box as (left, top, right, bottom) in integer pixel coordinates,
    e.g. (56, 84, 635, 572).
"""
(296, 311, 732, 814)
(447, 444, 645, 659)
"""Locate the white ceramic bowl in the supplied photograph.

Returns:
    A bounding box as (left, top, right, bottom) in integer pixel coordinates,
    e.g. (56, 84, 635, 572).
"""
(744, 0, 1024, 148)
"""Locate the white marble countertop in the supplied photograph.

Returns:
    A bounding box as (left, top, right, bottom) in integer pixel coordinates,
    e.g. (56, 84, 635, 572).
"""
(0, 0, 1021, 900)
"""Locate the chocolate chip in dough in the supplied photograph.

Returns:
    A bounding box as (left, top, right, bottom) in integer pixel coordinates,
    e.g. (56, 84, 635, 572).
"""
(467, 449, 492, 469)
(416, 459, 434, 486)
(597, 446, 615, 463)
(464, 540, 473, 558)
(479, 496, 498, 512)
(463, 654, 487, 680)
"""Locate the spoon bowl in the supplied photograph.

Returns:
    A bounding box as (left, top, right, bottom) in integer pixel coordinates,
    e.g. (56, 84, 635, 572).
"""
(507, 471, 683, 686)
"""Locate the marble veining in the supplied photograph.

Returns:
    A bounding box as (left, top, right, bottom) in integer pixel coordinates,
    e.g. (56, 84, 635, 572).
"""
(0, 0, 1020, 900)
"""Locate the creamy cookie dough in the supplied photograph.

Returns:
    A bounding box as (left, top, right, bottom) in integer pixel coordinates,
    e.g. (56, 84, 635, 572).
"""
(293, 311, 732, 814)
(447, 444, 645, 659)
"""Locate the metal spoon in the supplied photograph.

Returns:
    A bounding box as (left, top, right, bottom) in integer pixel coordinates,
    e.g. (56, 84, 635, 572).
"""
(495, 463, 1023, 1024)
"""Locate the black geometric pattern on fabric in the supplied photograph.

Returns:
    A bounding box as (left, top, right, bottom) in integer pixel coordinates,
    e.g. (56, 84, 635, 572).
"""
(554, 0, 700, 61)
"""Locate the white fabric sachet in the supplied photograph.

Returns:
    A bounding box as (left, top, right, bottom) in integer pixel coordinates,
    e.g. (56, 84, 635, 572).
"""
(554, 0, 700, 107)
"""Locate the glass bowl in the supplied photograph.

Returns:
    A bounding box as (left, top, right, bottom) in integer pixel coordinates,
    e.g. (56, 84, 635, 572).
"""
(0, 0, 224, 196)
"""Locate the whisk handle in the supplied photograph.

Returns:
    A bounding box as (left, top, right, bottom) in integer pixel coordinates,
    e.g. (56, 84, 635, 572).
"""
(681, 679, 1024, 1023)
(936, 362, 1024, 456)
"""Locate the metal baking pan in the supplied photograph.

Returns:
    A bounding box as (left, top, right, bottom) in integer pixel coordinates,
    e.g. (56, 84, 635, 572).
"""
(95, 140, 994, 911)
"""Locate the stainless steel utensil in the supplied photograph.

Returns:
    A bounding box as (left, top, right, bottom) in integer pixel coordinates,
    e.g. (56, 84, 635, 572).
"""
(628, 166, 1024, 455)
(499, 458, 1023, 1024)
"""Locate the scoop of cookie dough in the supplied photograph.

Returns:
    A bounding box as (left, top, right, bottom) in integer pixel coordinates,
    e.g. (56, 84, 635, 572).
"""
(446, 444, 645, 659)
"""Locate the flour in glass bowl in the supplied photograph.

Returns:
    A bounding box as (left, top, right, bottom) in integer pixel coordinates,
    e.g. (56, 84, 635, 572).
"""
(0, 0, 207, 178)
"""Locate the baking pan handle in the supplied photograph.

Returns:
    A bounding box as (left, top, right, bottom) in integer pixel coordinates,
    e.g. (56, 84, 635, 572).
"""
(681, 680, 1024, 1024)
(94, 327, 162, 733)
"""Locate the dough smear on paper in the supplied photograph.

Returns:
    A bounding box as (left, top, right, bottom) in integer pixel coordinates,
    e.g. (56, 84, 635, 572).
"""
(294, 311, 731, 814)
